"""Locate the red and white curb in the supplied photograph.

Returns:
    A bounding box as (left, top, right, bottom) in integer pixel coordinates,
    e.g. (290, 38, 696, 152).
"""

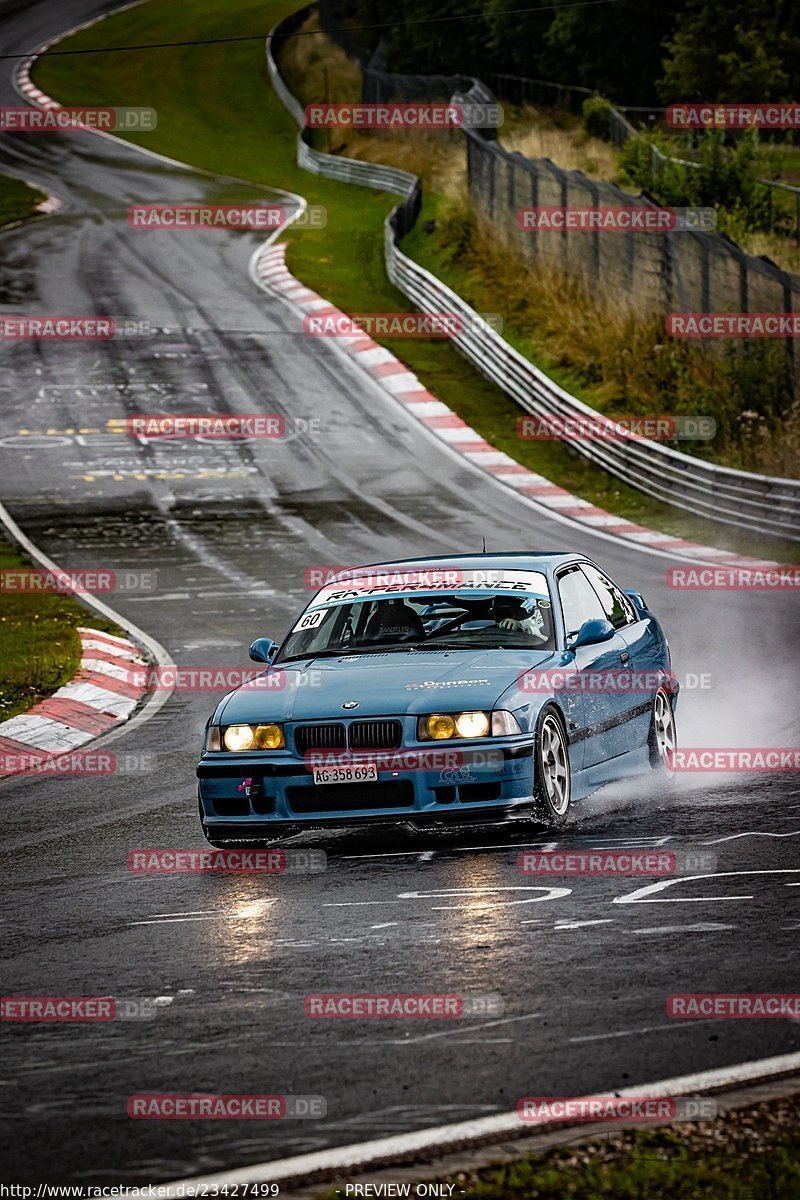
(0, 627, 147, 776)
(253, 242, 778, 568)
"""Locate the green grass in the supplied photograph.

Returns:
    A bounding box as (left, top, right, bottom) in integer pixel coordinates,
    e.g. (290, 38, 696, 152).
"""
(33, 0, 799, 562)
(433, 1127, 799, 1200)
(0, 172, 47, 228)
(0, 536, 122, 721)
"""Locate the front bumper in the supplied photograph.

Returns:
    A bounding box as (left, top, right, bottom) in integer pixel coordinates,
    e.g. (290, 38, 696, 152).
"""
(197, 738, 534, 831)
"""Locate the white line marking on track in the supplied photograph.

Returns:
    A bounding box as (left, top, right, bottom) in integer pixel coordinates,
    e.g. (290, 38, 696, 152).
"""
(130, 916, 234, 925)
(614, 868, 800, 904)
(700, 831, 800, 843)
(130, 899, 277, 926)
(552, 919, 614, 930)
(379, 1012, 542, 1046)
(568, 1019, 719, 1044)
(632, 923, 736, 933)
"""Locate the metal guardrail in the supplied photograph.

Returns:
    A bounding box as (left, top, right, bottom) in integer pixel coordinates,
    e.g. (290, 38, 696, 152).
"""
(266, 8, 800, 542)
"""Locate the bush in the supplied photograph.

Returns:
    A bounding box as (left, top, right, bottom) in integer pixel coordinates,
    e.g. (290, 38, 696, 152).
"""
(582, 94, 615, 140)
(619, 129, 771, 231)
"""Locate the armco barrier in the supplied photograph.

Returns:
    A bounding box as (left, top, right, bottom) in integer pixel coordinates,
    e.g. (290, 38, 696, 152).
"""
(266, 7, 800, 542)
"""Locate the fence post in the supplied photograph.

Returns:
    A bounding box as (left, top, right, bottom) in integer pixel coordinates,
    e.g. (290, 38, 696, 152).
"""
(701, 238, 710, 312)
(590, 183, 600, 284)
(560, 167, 569, 272)
(783, 277, 795, 373)
(661, 230, 673, 312)
(529, 161, 538, 263)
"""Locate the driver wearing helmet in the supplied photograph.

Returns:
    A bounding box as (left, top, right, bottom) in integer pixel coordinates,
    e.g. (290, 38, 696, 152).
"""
(491, 595, 549, 643)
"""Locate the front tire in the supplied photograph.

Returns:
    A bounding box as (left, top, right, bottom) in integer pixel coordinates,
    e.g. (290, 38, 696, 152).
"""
(532, 707, 571, 828)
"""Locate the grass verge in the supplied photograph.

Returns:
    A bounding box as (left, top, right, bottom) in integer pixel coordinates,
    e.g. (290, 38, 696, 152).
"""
(0, 535, 122, 722)
(0, 172, 47, 228)
(316, 1094, 800, 1200)
(33, 0, 799, 562)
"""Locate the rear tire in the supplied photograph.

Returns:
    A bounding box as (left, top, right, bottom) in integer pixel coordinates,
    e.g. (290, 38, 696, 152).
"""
(532, 707, 571, 828)
(649, 686, 677, 778)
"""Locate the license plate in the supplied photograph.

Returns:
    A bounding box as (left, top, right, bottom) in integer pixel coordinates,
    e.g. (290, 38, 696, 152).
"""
(313, 764, 378, 785)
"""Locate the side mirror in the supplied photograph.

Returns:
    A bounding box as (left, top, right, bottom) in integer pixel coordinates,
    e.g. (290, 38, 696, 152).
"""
(249, 637, 278, 664)
(624, 589, 647, 613)
(568, 618, 616, 650)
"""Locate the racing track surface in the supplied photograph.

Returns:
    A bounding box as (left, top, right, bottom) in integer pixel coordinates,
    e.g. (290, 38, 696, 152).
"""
(1, 0, 799, 1184)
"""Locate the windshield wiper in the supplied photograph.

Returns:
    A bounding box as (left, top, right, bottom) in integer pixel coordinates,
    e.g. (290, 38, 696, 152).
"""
(409, 641, 497, 651)
(279, 644, 421, 663)
(277, 649, 351, 664)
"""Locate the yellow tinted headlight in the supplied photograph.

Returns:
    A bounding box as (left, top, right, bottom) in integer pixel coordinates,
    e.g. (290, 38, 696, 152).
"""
(224, 724, 256, 752)
(254, 723, 285, 749)
(455, 711, 490, 738)
(427, 714, 456, 740)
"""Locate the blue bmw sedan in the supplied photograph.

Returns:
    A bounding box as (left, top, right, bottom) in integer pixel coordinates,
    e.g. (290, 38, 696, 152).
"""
(197, 553, 678, 842)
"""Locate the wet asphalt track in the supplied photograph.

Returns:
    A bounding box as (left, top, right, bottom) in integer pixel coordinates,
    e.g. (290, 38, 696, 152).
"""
(0, 0, 799, 1184)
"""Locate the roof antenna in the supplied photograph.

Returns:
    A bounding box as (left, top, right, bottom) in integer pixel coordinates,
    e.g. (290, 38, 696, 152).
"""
(482, 536, 486, 553)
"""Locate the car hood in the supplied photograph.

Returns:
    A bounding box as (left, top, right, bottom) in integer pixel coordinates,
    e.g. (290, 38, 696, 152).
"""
(217, 648, 557, 724)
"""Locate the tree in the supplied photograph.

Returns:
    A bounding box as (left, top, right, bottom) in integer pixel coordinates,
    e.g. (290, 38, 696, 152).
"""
(659, 0, 800, 102)
(542, 0, 687, 105)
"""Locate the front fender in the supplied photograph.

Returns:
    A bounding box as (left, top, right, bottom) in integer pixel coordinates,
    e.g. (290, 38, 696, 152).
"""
(495, 653, 584, 768)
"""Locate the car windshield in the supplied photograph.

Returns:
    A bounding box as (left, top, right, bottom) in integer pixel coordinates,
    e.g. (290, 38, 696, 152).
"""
(279, 577, 555, 661)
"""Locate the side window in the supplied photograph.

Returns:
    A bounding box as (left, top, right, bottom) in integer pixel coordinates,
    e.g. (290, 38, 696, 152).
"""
(581, 564, 635, 629)
(557, 567, 606, 636)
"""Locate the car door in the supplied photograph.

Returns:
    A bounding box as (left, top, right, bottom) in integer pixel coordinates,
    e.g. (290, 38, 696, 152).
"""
(555, 564, 634, 767)
(581, 562, 655, 753)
